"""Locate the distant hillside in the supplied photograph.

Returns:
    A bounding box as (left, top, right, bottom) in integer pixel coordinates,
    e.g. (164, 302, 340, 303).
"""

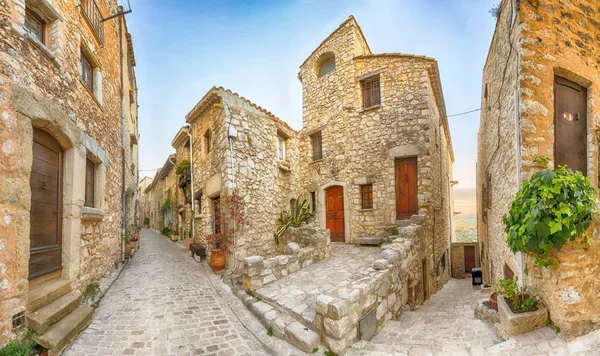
(453, 187, 476, 214)
(453, 187, 477, 242)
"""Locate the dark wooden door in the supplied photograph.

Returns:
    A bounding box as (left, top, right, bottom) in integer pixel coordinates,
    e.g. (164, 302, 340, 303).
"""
(555, 76, 587, 175)
(395, 157, 418, 219)
(30, 129, 63, 279)
(464, 246, 476, 273)
(325, 186, 345, 242)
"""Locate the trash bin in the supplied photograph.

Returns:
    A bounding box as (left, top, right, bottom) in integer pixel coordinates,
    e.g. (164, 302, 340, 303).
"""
(471, 267, 483, 286)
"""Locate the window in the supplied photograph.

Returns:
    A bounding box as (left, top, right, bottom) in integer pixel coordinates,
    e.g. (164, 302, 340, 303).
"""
(81, 51, 94, 93)
(311, 131, 322, 161)
(310, 192, 316, 213)
(360, 184, 373, 209)
(362, 76, 381, 108)
(204, 130, 211, 154)
(25, 9, 45, 43)
(317, 55, 335, 77)
(85, 158, 95, 207)
(277, 135, 287, 160)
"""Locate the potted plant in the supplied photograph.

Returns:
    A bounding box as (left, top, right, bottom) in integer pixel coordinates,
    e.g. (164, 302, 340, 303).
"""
(130, 234, 139, 250)
(205, 192, 248, 273)
(124, 240, 132, 258)
(489, 291, 498, 311)
(496, 277, 547, 338)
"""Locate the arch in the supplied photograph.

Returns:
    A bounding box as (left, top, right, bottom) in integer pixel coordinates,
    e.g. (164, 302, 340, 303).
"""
(316, 52, 336, 78)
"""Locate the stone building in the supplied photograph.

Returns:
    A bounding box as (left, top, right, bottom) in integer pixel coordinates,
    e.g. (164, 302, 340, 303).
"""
(477, 0, 600, 337)
(0, 0, 139, 351)
(138, 176, 152, 227)
(171, 126, 193, 240)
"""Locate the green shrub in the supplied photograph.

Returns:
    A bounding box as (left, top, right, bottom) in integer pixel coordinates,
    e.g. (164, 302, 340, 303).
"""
(497, 277, 537, 312)
(143, 216, 150, 225)
(503, 167, 598, 268)
(83, 282, 101, 303)
(161, 227, 173, 236)
(175, 160, 190, 175)
(0, 338, 36, 356)
(274, 199, 314, 244)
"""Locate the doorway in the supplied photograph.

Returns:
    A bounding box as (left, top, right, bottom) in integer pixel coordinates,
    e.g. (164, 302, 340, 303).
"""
(325, 186, 345, 242)
(29, 128, 63, 280)
(395, 157, 418, 219)
(464, 245, 476, 274)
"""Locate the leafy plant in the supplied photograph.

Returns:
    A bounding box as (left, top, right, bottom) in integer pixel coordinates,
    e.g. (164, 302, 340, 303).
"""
(312, 347, 319, 353)
(384, 226, 399, 235)
(324, 350, 335, 356)
(205, 192, 248, 253)
(0, 337, 36, 356)
(532, 155, 550, 169)
(274, 199, 314, 244)
(143, 216, 150, 226)
(175, 159, 191, 175)
(83, 282, 101, 303)
(489, 1, 501, 19)
(503, 167, 598, 268)
(266, 327, 273, 336)
(161, 227, 173, 236)
(130, 163, 136, 172)
(497, 277, 537, 312)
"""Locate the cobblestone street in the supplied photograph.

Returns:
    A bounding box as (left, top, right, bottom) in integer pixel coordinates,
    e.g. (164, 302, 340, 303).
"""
(64, 229, 290, 356)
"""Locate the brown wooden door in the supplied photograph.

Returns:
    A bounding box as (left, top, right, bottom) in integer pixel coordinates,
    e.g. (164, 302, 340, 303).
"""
(464, 246, 476, 273)
(395, 157, 418, 219)
(325, 186, 345, 242)
(29, 129, 63, 279)
(555, 76, 587, 175)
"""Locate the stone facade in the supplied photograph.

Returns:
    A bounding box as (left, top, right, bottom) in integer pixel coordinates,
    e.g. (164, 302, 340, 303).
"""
(478, 0, 600, 337)
(0, 0, 139, 347)
(451, 242, 479, 279)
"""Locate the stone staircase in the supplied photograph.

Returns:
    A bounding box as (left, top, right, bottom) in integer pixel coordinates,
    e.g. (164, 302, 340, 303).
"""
(27, 278, 94, 355)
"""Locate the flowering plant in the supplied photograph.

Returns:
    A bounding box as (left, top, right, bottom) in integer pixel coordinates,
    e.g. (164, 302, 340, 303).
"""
(205, 192, 248, 254)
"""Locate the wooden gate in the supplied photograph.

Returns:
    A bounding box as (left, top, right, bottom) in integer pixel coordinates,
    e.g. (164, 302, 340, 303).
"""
(554, 76, 587, 175)
(29, 129, 63, 279)
(395, 157, 418, 219)
(325, 186, 345, 242)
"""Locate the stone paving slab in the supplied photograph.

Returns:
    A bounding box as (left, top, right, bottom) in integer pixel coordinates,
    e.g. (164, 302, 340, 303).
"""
(64, 229, 303, 356)
(255, 244, 381, 326)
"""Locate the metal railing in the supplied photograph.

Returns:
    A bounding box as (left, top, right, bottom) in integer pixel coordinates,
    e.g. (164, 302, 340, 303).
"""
(80, 0, 104, 44)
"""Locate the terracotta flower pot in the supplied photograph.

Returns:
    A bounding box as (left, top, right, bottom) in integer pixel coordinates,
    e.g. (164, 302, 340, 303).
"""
(124, 244, 132, 257)
(490, 292, 498, 311)
(186, 237, 194, 251)
(210, 249, 226, 273)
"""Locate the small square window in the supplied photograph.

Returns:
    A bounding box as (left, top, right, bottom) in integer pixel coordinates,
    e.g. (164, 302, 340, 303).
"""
(25, 9, 45, 43)
(81, 51, 94, 93)
(277, 135, 287, 160)
(362, 76, 381, 108)
(85, 158, 95, 207)
(360, 184, 373, 209)
(311, 131, 322, 161)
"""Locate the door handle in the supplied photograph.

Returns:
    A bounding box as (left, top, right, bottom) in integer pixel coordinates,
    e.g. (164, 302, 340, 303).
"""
(41, 181, 49, 190)
(52, 210, 58, 215)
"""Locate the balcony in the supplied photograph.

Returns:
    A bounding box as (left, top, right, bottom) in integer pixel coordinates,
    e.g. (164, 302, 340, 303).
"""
(80, 0, 104, 45)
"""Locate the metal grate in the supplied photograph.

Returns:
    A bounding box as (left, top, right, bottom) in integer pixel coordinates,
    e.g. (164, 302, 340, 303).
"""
(12, 311, 25, 330)
(80, 0, 104, 44)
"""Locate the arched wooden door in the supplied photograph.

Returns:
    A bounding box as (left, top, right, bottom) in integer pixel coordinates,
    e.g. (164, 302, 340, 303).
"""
(29, 128, 63, 279)
(325, 186, 345, 242)
(395, 157, 418, 219)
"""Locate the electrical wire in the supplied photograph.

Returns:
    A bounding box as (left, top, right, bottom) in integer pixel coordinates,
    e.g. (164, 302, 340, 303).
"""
(447, 108, 481, 118)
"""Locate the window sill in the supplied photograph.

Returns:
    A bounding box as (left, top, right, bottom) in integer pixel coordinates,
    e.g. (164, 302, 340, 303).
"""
(358, 208, 375, 212)
(81, 206, 104, 221)
(277, 160, 291, 172)
(25, 33, 61, 69)
(309, 159, 323, 164)
(78, 77, 102, 109)
(359, 105, 381, 113)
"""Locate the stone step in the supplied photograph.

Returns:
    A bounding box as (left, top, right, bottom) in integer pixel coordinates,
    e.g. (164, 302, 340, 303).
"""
(27, 291, 82, 334)
(354, 237, 383, 246)
(28, 278, 71, 312)
(33, 305, 94, 355)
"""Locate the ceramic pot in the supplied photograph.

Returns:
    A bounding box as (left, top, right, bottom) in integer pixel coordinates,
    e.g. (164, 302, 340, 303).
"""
(210, 249, 226, 273)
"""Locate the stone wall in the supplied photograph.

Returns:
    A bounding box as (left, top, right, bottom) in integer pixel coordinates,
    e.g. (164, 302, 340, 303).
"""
(451, 242, 479, 279)
(242, 224, 331, 291)
(479, 0, 600, 337)
(0, 0, 138, 346)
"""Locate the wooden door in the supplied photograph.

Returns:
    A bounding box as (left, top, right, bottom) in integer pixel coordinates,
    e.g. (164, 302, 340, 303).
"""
(555, 76, 587, 175)
(464, 246, 476, 273)
(29, 129, 63, 279)
(395, 157, 418, 219)
(325, 186, 345, 242)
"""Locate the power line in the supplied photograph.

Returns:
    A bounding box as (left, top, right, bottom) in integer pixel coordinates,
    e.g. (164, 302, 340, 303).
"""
(447, 108, 481, 118)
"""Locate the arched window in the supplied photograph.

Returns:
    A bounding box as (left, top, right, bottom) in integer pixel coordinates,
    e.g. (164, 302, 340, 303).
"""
(317, 54, 335, 77)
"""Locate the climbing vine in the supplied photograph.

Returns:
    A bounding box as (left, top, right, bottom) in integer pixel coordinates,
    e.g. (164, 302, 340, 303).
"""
(503, 167, 598, 268)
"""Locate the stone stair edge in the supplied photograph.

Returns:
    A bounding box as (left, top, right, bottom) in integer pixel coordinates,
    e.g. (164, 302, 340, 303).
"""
(27, 290, 83, 334)
(33, 304, 94, 354)
(27, 278, 72, 312)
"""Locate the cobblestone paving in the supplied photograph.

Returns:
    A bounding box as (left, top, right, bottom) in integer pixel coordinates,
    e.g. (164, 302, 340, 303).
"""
(255, 244, 381, 325)
(64, 229, 293, 356)
(347, 278, 600, 356)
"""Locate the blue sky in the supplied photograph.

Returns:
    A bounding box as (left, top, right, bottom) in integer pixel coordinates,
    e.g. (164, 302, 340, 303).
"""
(127, 0, 499, 189)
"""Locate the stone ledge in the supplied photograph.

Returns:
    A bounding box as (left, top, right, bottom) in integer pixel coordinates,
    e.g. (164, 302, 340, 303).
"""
(81, 207, 104, 222)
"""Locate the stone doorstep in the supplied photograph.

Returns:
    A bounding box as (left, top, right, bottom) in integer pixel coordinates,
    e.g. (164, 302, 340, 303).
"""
(27, 290, 83, 334)
(27, 278, 72, 312)
(33, 305, 94, 355)
(235, 289, 321, 353)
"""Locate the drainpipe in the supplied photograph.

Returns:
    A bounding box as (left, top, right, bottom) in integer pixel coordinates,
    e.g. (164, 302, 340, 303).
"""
(118, 10, 126, 263)
(186, 126, 195, 239)
(223, 103, 239, 274)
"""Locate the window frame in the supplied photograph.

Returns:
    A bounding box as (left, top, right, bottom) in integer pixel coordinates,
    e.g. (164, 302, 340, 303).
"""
(277, 135, 287, 161)
(360, 184, 374, 209)
(311, 131, 323, 161)
(80, 50, 94, 93)
(362, 76, 381, 108)
(84, 158, 95, 207)
(25, 8, 46, 44)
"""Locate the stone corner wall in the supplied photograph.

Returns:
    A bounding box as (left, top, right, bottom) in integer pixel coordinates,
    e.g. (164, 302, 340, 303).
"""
(242, 224, 331, 291)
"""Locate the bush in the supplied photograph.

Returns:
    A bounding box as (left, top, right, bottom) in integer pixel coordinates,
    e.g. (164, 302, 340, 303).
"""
(503, 167, 597, 268)
(175, 160, 190, 175)
(161, 227, 173, 236)
(0, 338, 36, 356)
(274, 199, 314, 244)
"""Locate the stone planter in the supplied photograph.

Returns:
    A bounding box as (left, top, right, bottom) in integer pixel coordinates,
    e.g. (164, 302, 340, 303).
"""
(171, 234, 179, 242)
(497, 295, 547, 339)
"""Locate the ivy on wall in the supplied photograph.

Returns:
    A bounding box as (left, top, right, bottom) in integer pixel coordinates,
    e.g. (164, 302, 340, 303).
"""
(503, 167, 598, 268)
